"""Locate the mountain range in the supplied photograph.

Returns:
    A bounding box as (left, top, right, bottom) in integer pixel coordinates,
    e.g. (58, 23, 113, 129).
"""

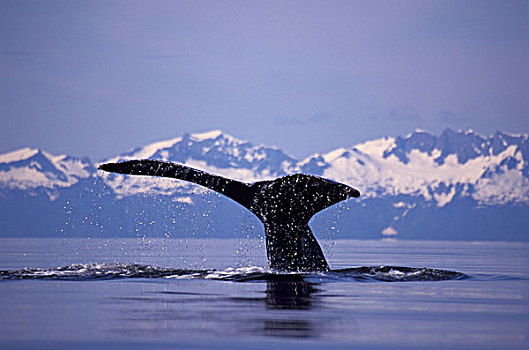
(1, 129, 528, 241)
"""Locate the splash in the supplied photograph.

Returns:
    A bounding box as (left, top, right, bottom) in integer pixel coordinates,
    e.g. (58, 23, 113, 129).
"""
(0, 263, 466, 282)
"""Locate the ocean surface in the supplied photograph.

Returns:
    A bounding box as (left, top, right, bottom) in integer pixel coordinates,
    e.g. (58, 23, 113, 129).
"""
(0, 238, 528, 349)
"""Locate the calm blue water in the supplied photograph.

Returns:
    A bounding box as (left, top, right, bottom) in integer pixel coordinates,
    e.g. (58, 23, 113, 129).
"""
(1, 238, 528, 349)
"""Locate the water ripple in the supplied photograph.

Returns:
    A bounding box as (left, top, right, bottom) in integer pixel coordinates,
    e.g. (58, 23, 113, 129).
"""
(0, 263, 467, 282)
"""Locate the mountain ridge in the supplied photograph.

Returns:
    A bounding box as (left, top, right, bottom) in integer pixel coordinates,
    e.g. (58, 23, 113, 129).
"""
(1, 128, 528, 240)
(1, 128, 528, 206)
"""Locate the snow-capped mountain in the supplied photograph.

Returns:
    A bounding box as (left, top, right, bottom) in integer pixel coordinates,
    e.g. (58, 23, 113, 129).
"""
(99, 130, 298, 199)
(105, 130, 297, 179)
(1, 129, 528, 240)
(95, 128, 529, 207)
(0, 147, 94, 194)
(301, 129, 529, 206)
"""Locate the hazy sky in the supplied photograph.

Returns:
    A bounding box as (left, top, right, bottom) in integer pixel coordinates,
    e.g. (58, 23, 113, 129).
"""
(1, 0, 528, 160)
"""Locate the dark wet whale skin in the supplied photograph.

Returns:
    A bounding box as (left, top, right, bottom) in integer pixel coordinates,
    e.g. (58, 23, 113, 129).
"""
(98, 160, 360, 272)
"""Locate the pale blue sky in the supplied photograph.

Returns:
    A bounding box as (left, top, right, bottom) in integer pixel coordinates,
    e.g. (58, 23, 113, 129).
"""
(1, 0, 528, 160)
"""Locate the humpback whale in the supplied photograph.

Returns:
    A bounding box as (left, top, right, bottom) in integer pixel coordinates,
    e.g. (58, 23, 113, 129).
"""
(98, 160, 360, 272)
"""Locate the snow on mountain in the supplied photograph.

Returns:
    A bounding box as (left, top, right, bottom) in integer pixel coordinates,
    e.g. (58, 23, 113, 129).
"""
(1, 129, 528, 240)
(0, 148, 94, 195)
(97, 128, 529, 206)
(0, 147, 40, 163)
(99, 130, 298, 199)
(303, 129, 529, 206)
(1, 129, 528, 207)
(103, 130, 297, 179)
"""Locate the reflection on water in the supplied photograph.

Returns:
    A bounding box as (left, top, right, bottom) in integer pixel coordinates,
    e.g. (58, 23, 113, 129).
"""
(263, 318, 313, 338)
(112, 278, 322, 339)
(1, 239, 528, 349)
(265, 280, 318, 310)
(261, 280, 318, 338)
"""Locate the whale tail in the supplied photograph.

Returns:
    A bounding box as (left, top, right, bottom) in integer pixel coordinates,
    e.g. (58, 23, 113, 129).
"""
(98, 160, 360, 272)
(98, 160, 254, 208)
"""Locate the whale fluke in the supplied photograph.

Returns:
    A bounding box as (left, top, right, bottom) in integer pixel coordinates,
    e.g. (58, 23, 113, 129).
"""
(98, 160, 360, 272)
